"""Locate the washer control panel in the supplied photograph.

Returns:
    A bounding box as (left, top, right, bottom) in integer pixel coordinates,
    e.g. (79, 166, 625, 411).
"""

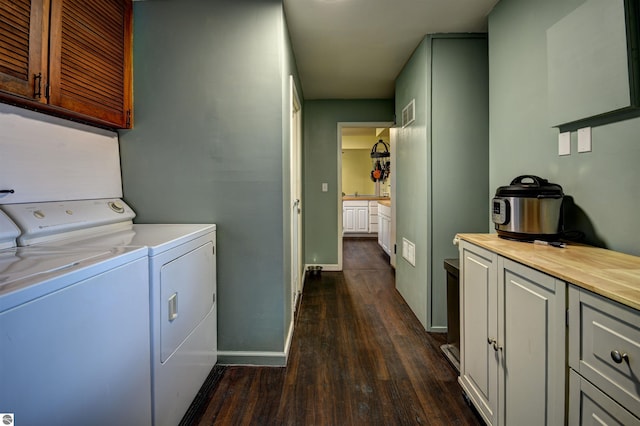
(0, 199, 135, 245)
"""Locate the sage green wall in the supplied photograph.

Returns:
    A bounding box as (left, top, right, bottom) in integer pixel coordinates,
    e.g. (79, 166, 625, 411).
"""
(303, 100, 394, 265)
(489, 0, 640, 256)
(280, 9, 303, 345)
(395, 35, 489, 331)
(395, 39, 430, 328)
(431, 37, 489, 328)
(119, 0, 301, 364)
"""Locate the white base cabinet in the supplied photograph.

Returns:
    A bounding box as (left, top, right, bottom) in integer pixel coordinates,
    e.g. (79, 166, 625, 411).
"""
(377, 203, 391, 255)
(459, 240, 566, 426)
(368, 200, 378, 234)
(343, 200, 368, 234)
(459, 242, 498, 423)
(569, 370, 640, 425)
(568, 285, 640, 423)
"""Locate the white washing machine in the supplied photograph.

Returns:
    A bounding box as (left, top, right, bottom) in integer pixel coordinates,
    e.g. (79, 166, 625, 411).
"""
(1, 199, 217, 426)
(0, 209, 19, 249)
(0, 209, 152, 426)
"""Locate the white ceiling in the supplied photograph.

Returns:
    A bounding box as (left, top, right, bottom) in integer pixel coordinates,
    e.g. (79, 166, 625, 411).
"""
(283, 0, 499, 99)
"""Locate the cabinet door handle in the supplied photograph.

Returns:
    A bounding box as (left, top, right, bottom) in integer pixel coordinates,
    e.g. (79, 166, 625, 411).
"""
(488, 337, 499, 351)
(611, 350, 629, 364)
(487, 338, 502, 352)
(33, 73, 42, 99)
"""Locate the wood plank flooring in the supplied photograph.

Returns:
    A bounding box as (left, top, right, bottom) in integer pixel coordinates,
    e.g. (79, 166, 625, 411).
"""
(187, 238, 481, 425)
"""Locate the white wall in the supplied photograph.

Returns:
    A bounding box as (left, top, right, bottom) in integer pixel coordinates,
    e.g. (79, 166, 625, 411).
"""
(0, 104, 121, 205)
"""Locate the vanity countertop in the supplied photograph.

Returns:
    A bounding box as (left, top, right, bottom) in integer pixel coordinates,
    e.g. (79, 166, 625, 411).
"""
(342, 196, 390, 201)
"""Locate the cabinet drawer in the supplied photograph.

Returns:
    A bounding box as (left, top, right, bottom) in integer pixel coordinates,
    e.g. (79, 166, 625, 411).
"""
(369, 215, 378, 224)
(343, 200, 369, 207)
(369, 223, 378, 233)
(378, 204, 390, 218)
(569, 369, 640, 425)
(569, 286, 640, 418)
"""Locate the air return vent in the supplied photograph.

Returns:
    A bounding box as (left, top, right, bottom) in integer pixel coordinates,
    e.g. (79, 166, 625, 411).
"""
(402, 99, 415, 127)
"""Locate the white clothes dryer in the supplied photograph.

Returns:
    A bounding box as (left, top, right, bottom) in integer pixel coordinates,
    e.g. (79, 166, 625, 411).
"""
(131, 223, 217, 426)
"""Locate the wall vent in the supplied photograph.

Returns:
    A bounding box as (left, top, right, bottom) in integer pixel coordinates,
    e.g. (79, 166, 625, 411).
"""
(402, 99, 415, 127)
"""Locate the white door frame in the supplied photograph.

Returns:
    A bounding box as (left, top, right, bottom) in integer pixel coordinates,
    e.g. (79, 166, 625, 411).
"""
(390, 127, 397, 268)
(337, 121, 394, 270)
(290, 76, 303, 312)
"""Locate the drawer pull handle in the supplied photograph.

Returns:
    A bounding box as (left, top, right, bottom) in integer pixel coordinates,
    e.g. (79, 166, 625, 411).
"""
(611, 350, 629, 364)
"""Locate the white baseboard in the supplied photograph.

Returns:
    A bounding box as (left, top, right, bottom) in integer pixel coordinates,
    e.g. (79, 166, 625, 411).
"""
(343, 233, 377, 238)
(284, 318, 294, 358)
(216, 350, 287, 366)
(217, 317, 298, 368)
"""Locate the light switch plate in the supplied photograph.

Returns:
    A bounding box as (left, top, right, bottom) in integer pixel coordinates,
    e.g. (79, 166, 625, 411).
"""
(577, 127, 592, 153)
(321, 183, 328, 192)
(558, 131, 571, 156)
(402, 237, 416, 267)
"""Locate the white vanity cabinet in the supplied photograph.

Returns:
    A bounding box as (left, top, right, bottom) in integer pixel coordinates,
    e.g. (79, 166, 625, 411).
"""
(342, 200, 368, 234)
(568, 285, 640, 424)
(459, 240, 566, 426)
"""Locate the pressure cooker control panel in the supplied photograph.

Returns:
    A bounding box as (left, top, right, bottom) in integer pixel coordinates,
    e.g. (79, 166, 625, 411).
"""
(492, 198, 509, 225)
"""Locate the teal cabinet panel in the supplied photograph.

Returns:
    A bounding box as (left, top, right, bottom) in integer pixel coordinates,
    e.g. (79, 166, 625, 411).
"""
(547, 0, 639, 128)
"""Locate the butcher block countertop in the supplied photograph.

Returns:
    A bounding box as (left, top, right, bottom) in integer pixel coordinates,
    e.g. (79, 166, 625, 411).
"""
(457, 233, 640, 311)
(342, 196, 390, 201)
(378, 199, 391, 208)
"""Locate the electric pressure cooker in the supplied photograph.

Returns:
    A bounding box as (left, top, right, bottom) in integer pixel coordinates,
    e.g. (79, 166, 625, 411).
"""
(491, 175, 564, 241)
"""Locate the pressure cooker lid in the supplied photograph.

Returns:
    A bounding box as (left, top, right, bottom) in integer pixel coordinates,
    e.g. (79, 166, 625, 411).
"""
(495, 175, 563, 198)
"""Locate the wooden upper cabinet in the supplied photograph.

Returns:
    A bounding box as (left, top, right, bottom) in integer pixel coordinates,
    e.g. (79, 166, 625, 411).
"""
(49, 0, 132, 128)
(0, 0, 133, 129)
(0, 0, 49, 101)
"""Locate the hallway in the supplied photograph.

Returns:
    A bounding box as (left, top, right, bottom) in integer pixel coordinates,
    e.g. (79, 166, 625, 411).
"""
(187, 238, 481, 425)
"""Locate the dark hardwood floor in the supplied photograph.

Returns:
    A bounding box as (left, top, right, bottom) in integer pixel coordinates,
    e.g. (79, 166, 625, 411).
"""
(187, 238, 481, 425)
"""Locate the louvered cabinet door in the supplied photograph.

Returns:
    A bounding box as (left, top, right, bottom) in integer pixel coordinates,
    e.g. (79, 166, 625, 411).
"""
(0, 0, 48, 101)
(49, 0, 132, 128)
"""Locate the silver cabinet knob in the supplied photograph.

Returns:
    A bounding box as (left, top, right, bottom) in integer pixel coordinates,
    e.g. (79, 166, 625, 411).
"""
(611, 350, 629, 364)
